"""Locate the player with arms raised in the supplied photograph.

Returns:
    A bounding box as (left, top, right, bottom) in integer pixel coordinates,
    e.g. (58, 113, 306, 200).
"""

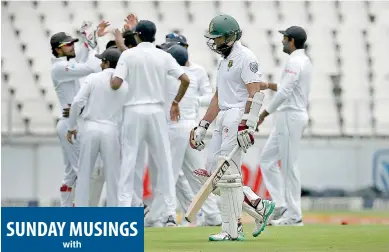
(189, 15, 275, 241)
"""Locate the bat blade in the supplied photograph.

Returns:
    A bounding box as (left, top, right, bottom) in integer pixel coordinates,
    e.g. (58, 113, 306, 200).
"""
(185, 145, 240, 223)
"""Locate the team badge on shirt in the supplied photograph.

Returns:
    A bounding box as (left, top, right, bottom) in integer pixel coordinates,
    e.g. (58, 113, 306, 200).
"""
(249, 62, 258, 73)
(228, 60, 233, 71)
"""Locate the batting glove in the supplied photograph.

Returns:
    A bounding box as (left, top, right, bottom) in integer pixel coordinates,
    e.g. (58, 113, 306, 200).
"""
(237, 124, 255, 153)
(189, 120, 209, 151)
(80, 21, 98, 49)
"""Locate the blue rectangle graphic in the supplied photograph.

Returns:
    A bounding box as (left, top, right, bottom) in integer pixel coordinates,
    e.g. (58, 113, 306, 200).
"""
(1, 207, 144, 252)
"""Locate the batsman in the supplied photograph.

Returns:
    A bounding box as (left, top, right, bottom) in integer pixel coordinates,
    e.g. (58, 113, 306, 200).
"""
(189, 14, 275, 241)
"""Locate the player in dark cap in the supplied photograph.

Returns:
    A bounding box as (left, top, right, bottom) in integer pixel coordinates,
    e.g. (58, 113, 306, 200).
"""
(112, 19, 190, 227)
(66, 47, 127, 207)
(50, 29, 102, 207)
(278, 26, 307, 54)
(257, 25, 312, 226)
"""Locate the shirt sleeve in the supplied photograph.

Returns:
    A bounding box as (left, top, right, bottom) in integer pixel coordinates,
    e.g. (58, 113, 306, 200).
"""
(197, 68, 213, 106)
(166, 54, 185, 79)
(52, 61, 96, 83)
(241, 53, 263, 84)
(266, 60, 301, 114)
(74, 42, 90, 63)
(68, 76, 93, 131)
(114, 54, 128, 81)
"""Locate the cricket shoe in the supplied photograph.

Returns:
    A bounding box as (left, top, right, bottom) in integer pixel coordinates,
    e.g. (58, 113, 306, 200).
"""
(164, 215, 177, 227)
(237, 221, 245, 240)
(144, 204, 150, 218)
(252, 199, 276, 237)
(209, 231, 244, 242)
(267, 206, 287, 225)
(270, 217, 303, 226)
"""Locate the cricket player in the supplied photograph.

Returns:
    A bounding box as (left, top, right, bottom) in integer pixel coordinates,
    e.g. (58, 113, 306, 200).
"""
(257, 26, 311, 226)
(189, 14, 275, 241)
(50, 28, 101, 207)
(165, 40, 222, 226)
(66, 48, 127, 207)
(110, 20, 190, 226)
(164, 44, 222, 226)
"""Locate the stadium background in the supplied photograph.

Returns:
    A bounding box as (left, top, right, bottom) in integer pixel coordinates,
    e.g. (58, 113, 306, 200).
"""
(1, 1, 389, 217)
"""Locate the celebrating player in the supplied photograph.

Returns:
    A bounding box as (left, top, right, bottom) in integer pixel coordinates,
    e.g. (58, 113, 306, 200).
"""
(50, 25, 101, 207)
(189, 14, 275, 241)
(164, 44, 222, 226)
(110, 20, 190, 226)
(257, 26, 312, 226)
(66, 48, 127, 206)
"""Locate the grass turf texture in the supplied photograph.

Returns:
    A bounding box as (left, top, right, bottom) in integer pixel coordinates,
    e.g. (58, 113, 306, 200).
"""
(145, 224, 389, 252)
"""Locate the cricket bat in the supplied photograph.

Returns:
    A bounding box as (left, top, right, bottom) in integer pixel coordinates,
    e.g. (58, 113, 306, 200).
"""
(185, 145, 240, 223)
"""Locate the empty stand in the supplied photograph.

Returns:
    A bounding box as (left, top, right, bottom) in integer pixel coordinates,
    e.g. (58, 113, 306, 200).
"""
(1, 1, 388, 136)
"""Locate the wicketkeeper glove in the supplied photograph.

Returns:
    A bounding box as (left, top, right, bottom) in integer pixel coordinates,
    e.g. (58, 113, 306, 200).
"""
(237, 124, 255, 153)
(79, 21, 98, 49)
(189, 120, 209, 151)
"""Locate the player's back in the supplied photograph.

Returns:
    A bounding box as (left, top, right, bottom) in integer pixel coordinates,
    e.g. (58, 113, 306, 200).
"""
(82, 69, 128, 126)
(165, 68, 199, 122)
(118, 42, 182, 107)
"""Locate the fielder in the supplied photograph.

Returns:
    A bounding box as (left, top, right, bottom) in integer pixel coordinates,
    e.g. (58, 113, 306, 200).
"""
(67, 48, 127, 207)
(110, 20, 190, 226)
(165, 44, 222, 226)
(50, 26, 101, 206)
(257, 26, 311, 226)
(135, 37, 223, 227)
(189, 14, 275, 241)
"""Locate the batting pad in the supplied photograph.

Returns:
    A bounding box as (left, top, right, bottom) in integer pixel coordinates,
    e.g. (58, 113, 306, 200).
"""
(219, 174, 243, 239)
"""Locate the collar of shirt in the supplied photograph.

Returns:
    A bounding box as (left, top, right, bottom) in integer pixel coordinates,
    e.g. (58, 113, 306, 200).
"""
(136, 42, 155, 48)
(103, 68, 115, 74)
(51, 56, 67, 64)
(226, 41, 243, 60)
(290, 49, 305, 58)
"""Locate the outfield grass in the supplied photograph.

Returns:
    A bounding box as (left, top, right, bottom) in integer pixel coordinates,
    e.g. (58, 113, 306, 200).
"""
(145, 224, 389, 252)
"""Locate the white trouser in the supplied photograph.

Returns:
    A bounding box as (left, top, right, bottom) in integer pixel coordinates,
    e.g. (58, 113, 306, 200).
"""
(118, 104, 176, 222)
(170, 120, 221, 219)
(206, 108, 244, 237)
(259, 110, 308, 220)
(56, 118, 79, 206)
(75, 120, 120, 207)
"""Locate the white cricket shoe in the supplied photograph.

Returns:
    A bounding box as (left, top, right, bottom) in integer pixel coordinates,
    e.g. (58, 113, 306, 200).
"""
(209, 231, 244, 241)
(164, 215, 177, 227)
(252, 199, 276, 237)
(267, 206, 287, 225)
(270, 217, 304, 226)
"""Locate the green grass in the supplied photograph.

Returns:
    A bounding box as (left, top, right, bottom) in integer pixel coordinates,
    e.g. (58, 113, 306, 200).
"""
(145, 224, 389, 252)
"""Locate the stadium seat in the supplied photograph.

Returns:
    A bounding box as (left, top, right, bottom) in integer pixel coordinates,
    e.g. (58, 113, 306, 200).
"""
(1, 1, 388, 136)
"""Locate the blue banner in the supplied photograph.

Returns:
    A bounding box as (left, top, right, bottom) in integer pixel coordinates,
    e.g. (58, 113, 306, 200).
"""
(1, 207, 144, 252)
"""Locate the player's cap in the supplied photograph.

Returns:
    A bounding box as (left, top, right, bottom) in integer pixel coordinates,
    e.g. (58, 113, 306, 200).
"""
(50, 32, 79, 48)
(95, 48, 122, 63)
(122, 30, 137, 47)
(278, 26, 307, 41)
(165, 33, 188, 46)
(135, 20, 156, 41)
(106, 40, 117, 49)
(156, 42, 176, 50)
(166, 44, 188, 66)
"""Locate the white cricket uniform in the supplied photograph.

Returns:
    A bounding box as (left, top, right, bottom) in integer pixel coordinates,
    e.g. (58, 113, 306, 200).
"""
(68, 68, 128, 206)
(259, 49, 312, 220)
(206, 41, 263, 237)
(51, 44, 100, 206)
(77, 50, 106, 206)
(166, 62, 221, 220)
(132, 61, 221, 224)
(114, 42, 184, 223)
